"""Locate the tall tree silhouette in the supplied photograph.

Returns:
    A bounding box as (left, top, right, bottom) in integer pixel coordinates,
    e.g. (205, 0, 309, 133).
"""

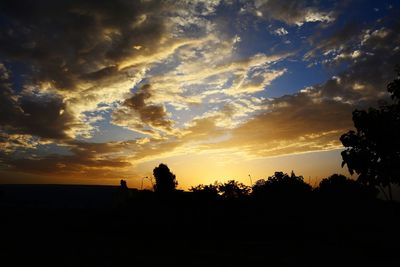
(340, 68, 400, 201)
(153, 163, 177, 193)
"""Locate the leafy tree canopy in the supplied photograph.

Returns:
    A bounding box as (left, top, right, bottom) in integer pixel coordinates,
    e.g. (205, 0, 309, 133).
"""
(153, 163, 177, 193)
(316, 174, 377, 200)
(217, 180, 250, 199)
(190, 183, 219, 199)
(340, 68, 400, 200)
(252, 171, 312, 198)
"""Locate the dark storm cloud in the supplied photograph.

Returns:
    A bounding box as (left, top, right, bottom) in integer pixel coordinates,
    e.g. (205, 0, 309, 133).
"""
(0, 65, 75, 139)
(0, 0, 167, 90)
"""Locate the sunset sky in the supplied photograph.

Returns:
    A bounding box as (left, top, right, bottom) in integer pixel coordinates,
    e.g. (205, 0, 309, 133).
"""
(0, 0, 399, 189)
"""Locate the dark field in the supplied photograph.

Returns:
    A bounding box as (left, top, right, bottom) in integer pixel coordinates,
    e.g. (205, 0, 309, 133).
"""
(0, 184, 399, 267)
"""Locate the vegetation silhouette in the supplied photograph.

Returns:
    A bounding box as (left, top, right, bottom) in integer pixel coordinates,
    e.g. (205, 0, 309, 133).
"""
(120, 179, 128, 190)
(252, 171, 312, 201)
(218, 180, 251, 199)
(315, 174, 378, 201)
(190, 183, 219, 200)
(153, 163, 178, 193)
(340, 67, 400, 201)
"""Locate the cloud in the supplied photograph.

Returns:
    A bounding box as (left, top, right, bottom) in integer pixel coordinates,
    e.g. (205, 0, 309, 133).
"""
(315, 25, 400, 103)
(115, 16, 400, 162)
(0, 64, 77, 140)
(206, 18, 400, 158)
(112, 84, 174, 136)
(0, 132, 41, 153)
(227, 68, 287, 95)
(203, 93, 354, 157)
(0, 0, 168, 89)
(116, 90, 351, 162)
(0, 0, 221, 140)
(144, 47, 289, 110)
(0, 0, 290, 144)
(0, 140, 133, 179)
(0, 0, 171, 140)
(304, 21, 361, 60)
(253, 0, 335, 26)
(273, 27, 289, 36)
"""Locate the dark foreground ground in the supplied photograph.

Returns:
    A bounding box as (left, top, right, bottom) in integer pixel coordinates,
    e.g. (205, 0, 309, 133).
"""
(0, 184, 399, 267)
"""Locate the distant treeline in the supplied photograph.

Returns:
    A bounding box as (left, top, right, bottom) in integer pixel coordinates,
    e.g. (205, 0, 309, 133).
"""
(189, 172, 378, 202)
(125, 165, 379, 203)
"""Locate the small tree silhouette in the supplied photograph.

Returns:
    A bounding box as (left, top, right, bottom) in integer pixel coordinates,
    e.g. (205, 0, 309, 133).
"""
(153, 163, 177, 193)
(120, 179, 128, 189)
(340, 67, 400, 201)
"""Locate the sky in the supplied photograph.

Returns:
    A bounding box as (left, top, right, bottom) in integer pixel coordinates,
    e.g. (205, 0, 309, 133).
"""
(0, 0, 399, 189)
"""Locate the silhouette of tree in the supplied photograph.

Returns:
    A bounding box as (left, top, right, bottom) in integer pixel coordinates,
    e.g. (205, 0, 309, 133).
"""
(340, 68, 400, 201)
(115, 179, 130, 207)
(153, 163, 177, 193)
(252, 171, 311, 199)
(120, 179, 128, 189)
(217, 180, 250, 199)
(316, 174, 377, 201)
(190, 183, 219, 199)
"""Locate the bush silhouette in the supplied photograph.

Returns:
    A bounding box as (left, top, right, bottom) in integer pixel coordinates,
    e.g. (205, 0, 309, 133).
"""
(340, 68, 400, 200)
(153, 163, 177, 193)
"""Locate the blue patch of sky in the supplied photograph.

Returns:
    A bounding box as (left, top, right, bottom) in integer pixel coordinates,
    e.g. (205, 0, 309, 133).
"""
(78, 109, 144, 143)
(35, 143, 73, 156)
(231, 0, 398, 99)
(342, 0, 398, 26)
(263, 61, 330, 98)
(168, 105, 200, 128)
(211, 5, 340, 98)
(234, 23, 332, 97)
(146, 54, 182, 78)
(3, 61, 30, 94)
(11, 143, 73, 158)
